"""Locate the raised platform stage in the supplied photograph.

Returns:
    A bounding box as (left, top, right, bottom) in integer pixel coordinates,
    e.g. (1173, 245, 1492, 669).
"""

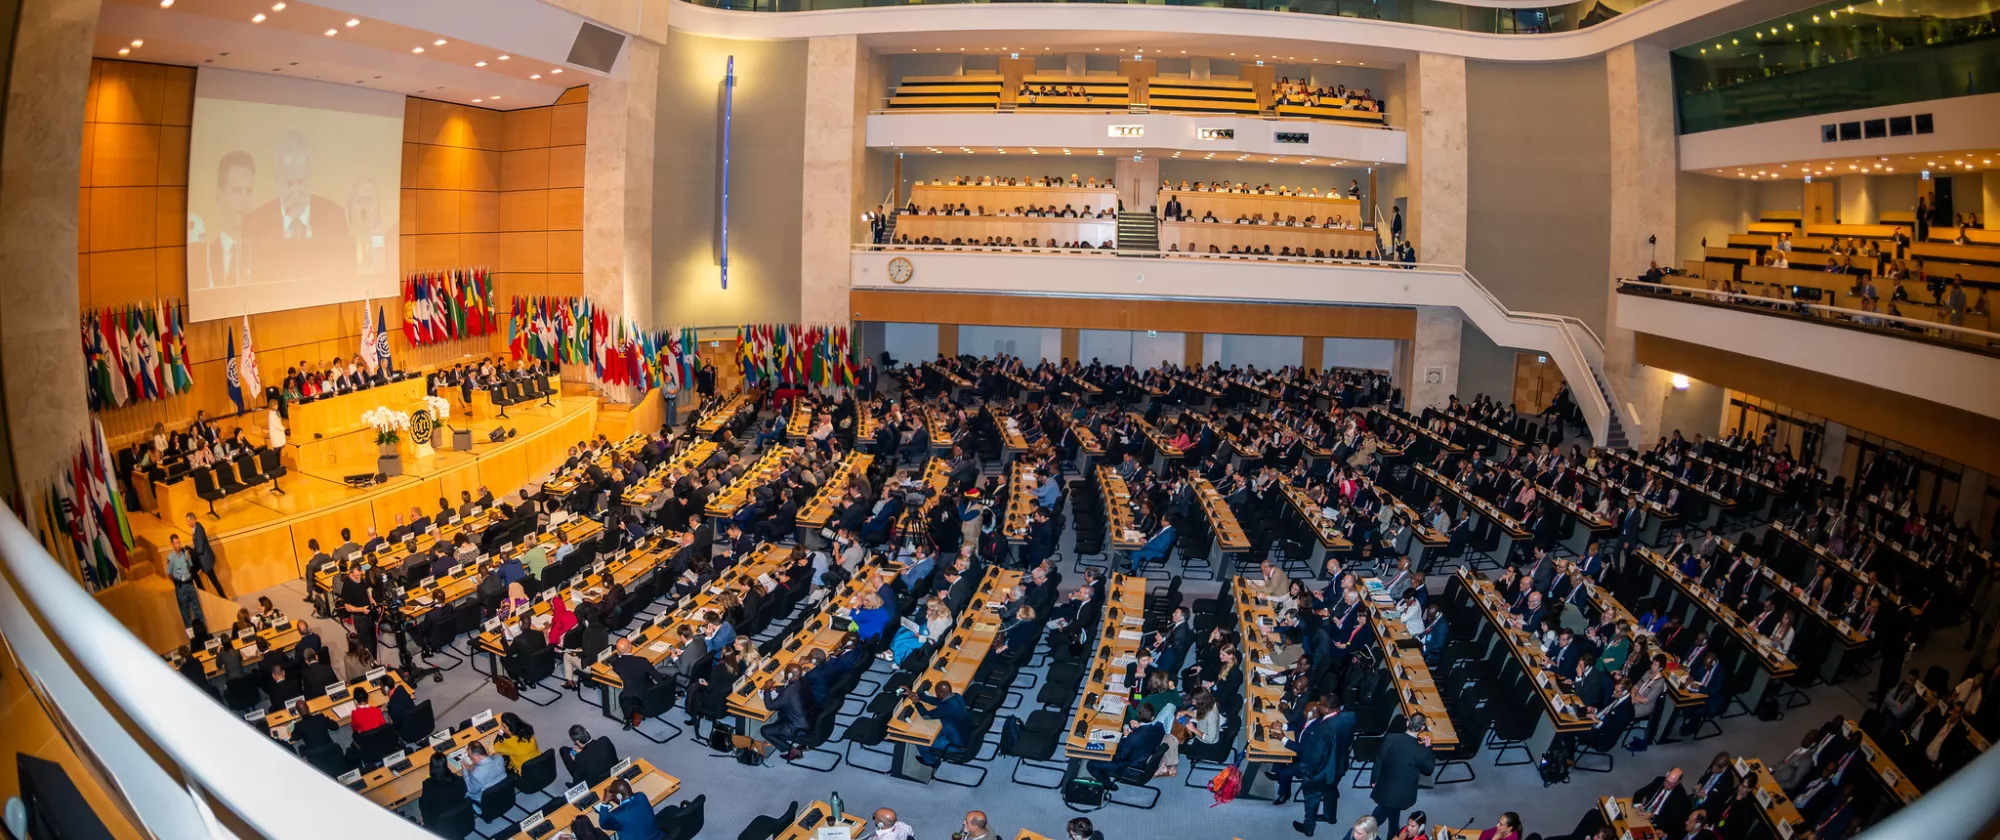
(117, 395, 601, 601)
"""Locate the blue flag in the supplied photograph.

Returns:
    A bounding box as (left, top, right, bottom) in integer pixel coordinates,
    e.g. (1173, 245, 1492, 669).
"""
(224, 327, 244, 414)
(375, 302, 393, 373)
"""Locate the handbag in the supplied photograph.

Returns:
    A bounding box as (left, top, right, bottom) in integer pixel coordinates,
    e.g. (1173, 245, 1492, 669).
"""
(493, 674, 519, 702)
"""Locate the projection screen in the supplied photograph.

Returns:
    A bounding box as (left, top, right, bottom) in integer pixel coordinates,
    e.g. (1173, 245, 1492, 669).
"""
(185, 68, 404, 322)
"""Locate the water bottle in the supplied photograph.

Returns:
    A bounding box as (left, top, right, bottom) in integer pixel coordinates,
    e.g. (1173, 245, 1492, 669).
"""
(829, 791, 843, 823)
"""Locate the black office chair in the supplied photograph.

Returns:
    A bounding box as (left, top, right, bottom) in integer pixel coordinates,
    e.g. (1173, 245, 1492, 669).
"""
(257, 447, 288, 493)
(352, 725, 401, 765)
(192, 468, 226, 518)
(234, 452, 268, 486)
(213, 459, 248, 495)
(839, 708, 897, 775)
(782, 704, 843, 772)
(504, 750, 561, 823)
(736, 801, 799, 840)
(633, 679, 685, 745)
(1101, 741, 1170, 809)
(426, 799, 476, 839)
(396, 699, 437, 748)
(1000, 711, 1067, 789)
(656, 793, 706, 840)
(470, 776, 518, 838)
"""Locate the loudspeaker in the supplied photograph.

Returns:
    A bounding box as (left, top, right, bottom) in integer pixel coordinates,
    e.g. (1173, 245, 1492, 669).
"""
(566, 21, 626, 73)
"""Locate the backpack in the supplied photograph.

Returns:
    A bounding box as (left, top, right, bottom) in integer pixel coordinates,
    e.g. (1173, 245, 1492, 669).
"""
(1205, 748, 1247, 806)
(1538, 742, 1572, 787)
(1062, 777, 1106, 810)
(706, 721, 736, 753)
(1756, 693, 1785, 722)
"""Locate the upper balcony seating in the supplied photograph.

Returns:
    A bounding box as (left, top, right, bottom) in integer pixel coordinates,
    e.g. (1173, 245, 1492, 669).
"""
(888, 75, 1003, 110)
(1013, 75, 1129, 110)
(1144, 78, 1260, 115)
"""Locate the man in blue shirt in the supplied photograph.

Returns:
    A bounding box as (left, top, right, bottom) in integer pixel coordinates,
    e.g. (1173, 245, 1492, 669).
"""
(1034, 471, 1062, 509)
(461, 742, 509, 802)
(703, 611, 736, 654)
(912, 683, 972, 766)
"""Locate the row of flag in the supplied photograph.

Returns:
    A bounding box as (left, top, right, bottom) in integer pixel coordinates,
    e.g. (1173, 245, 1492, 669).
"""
(507, 296, 705, 392)
(403, 267, 496, 348)
(223, 315, 261, 415)
(23, 420, 135, 591)
(82, 301, 193, 411)
(736, 323, 858, 390)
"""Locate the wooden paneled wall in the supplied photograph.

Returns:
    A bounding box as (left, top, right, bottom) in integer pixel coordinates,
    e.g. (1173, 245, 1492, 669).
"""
(1635, 332, 2000, 477)
(849, 289, 1417, 340)
(81, 60, 588, 446)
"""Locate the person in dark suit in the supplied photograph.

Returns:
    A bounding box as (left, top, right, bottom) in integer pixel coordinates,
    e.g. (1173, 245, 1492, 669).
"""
(190, 151, 257, 288)
(607, 638, 664, 729)
(297, 648, 338, 698)
(263, 662, 302, 708)
(1633, 767, 1693, 831)
(761, 665, 814, 761)
(1585, 679, 1635, 753)
(503, 621, 548, 683)
(913, 683, 973, 766)
(1369, 715, 1438, 829)
(1086, 703, 1166, 788)
(183, 513, 226, 596)
(240, 131, 352, 281)
(558, 725, 618, 787)
(1292, 698, 1355, 837)
(1146, 607, 1196, 675)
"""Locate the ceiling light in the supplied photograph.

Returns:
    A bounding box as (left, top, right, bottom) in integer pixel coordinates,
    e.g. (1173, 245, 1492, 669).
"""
(323, 28, 336, 35)
(497, 55, 510, 60)
(476, 61, 487, 67)
(130, 39, 143, 47)
(434, 39, 448, 46)
(159, 0, 172, 6)
(117, 48, 129, 56)
(550, 68, 562, 74)
(271, 2, 284, 9)
(530, 74, 541, 79)
(472, 98, 483, 103)
(489, 95, 499, 100)
(253, 12, 265, 21)
(346, 18, 359, 26)
(412, 46, 425, 54)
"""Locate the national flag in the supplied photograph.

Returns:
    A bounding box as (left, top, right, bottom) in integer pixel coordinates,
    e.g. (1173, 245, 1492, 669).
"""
(374, 302, 393, 373)
(89, 419, 132, 574)
(111, 309, 137, 405)
(83, 314, 109, 411)
(171, 303, 192, 394)
(360, 299, 380, 376)
(239, 315, 262, 399)
(402, 277, 419, 345)
(225, 326, 244, 413)
(508, 297, 525, 360)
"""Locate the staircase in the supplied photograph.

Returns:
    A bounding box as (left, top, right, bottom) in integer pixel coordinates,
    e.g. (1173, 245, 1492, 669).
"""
(1591, 371, 1631, 450)
(881, 209, 901, 245)
(1115, 211, 1159, 254)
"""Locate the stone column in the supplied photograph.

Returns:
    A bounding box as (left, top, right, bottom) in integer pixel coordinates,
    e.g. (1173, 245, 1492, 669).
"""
(1604, 43, 1678, 439)
(1189, 57, 1211, 81)
(0, 0, 99, 494)
(1817, 421, 1847, 476)
(583, 37, 660, 330)
(800, 36, 870, 325)
(1409, 306, 1462, 412)
(1837, 174, 1877, 224)
(1406, 53, 1466, 266)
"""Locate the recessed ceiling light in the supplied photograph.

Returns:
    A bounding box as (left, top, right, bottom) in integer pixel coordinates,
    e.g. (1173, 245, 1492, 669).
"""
(117, 47, 129, 55)
(159, 0, 172, 6)
(497, 55, 510, 60)
(530, 74, 541, 79)
(271, 2, 285, 9)
(489, 95, 499, 100)
(476, 61, 487, 67)
(550, 68, 562, 74)
(346, 18, 359, 26)
(253, 12, 266, 21)
(434, 39, 447, 46)
(412, 46, 425, 53)
(323, 28, 336, 35)
(130, 39, 143, 47)
(473, 98, 483, 103)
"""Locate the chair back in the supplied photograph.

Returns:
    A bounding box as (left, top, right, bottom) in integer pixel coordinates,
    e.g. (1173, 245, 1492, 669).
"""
(258, 447, 284, 474)
(396, 699, 436, 746)
(661, 793, 707, 840)
(474, 776, 518, 819)
(354, 724, 400, 762)
(524, 647, 557, 683)
(192, 467, 220, 495)
(515, 749, 558, 795)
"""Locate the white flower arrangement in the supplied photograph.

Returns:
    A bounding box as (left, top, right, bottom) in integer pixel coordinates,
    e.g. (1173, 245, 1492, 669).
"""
(422, 396, 452, 431)
(361, 406, 412, 446)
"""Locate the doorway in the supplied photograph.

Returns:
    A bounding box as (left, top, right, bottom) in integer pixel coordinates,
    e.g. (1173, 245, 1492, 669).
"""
(1511, 352, 1566, 413)
(1805, 181, 1837, 224)
(1933, 177, 1955, 225)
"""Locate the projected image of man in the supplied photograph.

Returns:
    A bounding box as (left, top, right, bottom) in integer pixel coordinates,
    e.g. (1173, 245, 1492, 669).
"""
(245, 130, 348, 275)
(347, 178, 393, 274)
(190, 150, 257, 287)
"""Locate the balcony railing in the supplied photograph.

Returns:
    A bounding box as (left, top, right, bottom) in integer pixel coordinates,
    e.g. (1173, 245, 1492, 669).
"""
(687, 0, 1629, 36)
(1616, 278, 2000, 357)
(0, 510, 430, 839)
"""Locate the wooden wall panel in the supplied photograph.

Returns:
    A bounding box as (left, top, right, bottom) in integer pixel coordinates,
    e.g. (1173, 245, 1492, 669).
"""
(1635, 333, 2000, 476)
(83, 61, 589, 446)
(849, 290, 1417, 340)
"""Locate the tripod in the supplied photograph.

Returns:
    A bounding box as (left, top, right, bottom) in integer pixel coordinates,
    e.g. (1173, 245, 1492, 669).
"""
(389, 614, 446, 683)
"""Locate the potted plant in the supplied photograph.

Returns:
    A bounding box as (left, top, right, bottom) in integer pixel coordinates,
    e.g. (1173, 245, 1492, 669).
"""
(361, 407, 412, 476)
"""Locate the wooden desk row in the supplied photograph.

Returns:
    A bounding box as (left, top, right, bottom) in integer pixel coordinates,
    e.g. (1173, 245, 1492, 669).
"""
(308, 505, 514, 594)
(798, 452, 872, 532)
(1415, 464, 1529, 544)
(908, 183, 1118, 215)
(1276, 480, 1352, 571)
(585, 544, 795, 692)
(1159, 220, 1377, 255)
(399, 517, 605, 624)
(620, 440, 720, 509)
(1096, 467, 1148, 556)
(261, 670, 416, 739)
(1062, 574, 1149, 759)
(896, 458, 951, 540)
(1233, 580, 1295, 765)
(1002, 461, 1037, 546)
(784, 399, 815, 441)
(1768, 522, 1909, 610)
(473, 532, 683, 667)
(729, 561, 898, 723)
(694, 393, 752, 436)
(351, 709, 504, 810)
(1634, 548, 1798, 700)
(511, 758, 681, 840)
(184, 616, 306, 680)
(704, 445, 795, 520)
(1455, 568, 1600, 742)
(988, 405, 1029, 467)
(888, 568, 1022, 745)
(1363, 590, 1459, 748)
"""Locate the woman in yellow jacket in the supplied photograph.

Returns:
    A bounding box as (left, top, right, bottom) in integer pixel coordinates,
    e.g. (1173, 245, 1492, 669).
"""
(492, 713, 540, 774)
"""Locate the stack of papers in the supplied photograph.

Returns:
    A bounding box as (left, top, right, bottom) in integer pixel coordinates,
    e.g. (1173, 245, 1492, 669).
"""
(1096, 696, 1128, 716)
